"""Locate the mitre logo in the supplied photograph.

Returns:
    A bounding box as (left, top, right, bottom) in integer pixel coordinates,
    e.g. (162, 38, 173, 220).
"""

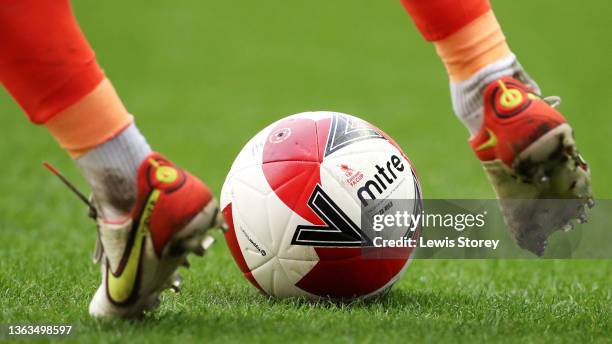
(357, 154, 405, 207)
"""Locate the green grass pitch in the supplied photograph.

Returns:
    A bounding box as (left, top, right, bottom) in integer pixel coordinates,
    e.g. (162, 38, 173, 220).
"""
(1, 0, 610, 342)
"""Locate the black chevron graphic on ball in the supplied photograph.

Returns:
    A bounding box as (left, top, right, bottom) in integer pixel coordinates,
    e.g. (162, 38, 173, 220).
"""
(324, 113, 385, 157)
(291, 185, 371, 247)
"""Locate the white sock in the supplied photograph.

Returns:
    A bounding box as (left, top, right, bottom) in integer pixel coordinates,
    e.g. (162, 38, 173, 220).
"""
(77, 123, 152, 220)
(450, 54, 540, 135)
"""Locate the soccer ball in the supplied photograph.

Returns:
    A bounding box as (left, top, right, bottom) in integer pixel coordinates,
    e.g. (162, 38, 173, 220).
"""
(220, 111, 421, 299)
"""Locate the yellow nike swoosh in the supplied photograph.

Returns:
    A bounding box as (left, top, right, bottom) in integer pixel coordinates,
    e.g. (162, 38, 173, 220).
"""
(476, 129, 497, 152)
(107, 189, 160, 303)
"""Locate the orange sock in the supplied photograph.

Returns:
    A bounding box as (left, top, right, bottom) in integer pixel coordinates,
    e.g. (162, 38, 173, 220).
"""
(45, 79, 133, 158)
(434, 11, 511, 82)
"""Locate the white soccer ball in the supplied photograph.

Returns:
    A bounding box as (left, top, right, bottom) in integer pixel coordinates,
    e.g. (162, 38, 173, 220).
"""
(220, 111, 421, 299)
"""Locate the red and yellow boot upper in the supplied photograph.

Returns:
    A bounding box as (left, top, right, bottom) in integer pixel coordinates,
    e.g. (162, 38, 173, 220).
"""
(132, 152, 213, 255)
(469, 76, 567, 166)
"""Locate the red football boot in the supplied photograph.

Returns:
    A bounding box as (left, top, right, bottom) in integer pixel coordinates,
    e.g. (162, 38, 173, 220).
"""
(470, 77, 592, 255)
(88, 152, 219, 317)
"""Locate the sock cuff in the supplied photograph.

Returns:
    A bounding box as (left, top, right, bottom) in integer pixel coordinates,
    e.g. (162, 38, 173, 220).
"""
(76, 123, 151, 169)
(45, 79, 133, 158)
(434, 10, 511, 82)
(451, 54, 540, 94)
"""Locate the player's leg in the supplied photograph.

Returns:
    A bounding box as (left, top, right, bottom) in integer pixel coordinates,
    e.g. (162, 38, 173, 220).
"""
(400, 0, 540, 133)
(0, 0, 218, 317)
(400, 0, 592, 255)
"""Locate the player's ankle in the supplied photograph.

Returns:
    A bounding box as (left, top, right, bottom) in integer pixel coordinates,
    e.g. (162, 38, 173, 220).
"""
(430, 10, 542, 135)
(450, 54, 538, 135)
(77, 123, 152, 221)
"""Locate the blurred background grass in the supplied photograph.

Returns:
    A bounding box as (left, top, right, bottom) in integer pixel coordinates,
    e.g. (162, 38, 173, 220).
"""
(0, 0, 610, 342)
